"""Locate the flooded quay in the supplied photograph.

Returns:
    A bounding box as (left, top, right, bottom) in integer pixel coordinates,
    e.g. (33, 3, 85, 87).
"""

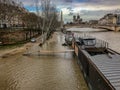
(0, 32, 88, 90)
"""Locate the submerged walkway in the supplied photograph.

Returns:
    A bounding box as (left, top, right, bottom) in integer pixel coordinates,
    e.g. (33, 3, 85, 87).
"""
(0, 32, 88, 90)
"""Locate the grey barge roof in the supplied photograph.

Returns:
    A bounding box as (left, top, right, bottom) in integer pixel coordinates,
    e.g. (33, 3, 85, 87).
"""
(80, 37, 96, 40)
(91, 54, 120, 90)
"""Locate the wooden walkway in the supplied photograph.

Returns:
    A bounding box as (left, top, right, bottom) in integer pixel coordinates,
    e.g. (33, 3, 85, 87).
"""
(23, 50, 74, 56)
(38, 50, 74, 53)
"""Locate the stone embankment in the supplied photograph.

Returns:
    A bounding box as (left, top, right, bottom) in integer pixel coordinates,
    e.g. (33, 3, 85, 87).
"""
(0, 30, 40, 45)
(0, 32, 52, 58)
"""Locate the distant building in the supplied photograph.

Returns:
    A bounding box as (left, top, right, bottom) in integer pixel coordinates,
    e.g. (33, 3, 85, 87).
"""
(0, 0, 28, 28)
(117, 14, 120, 25)
(77, 14, 80, 20)
(89, 20, 98, 25)
(73, 15, 76, 23)
(98, 13, 120, 25)
(73, 14, 82, 24)
(60, 11, 64, 28)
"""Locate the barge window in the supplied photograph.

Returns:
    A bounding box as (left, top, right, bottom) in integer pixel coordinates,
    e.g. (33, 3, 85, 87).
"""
(83, 39, 96, 46)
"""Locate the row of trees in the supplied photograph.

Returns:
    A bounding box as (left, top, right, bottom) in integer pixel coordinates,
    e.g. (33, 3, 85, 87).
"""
(35, 0, 60, 31)
(0, 0, 25, 28)
(0, 0, 42, 29)
(22, 0, 61, 43)
(35, 0, 61, 42)
(0, 0, 60, 30)
(0, 0, 61, 44)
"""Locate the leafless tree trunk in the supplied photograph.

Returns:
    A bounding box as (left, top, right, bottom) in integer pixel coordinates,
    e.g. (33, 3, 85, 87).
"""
(35, 0, 60, 43)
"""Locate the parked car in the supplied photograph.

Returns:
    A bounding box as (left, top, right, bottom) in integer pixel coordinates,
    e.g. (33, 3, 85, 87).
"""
(0, 41, 2, 45)
(31, 38, 36, 43)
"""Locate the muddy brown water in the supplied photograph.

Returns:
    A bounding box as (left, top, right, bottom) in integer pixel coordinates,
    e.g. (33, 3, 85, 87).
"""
(0, 32, 88, 90)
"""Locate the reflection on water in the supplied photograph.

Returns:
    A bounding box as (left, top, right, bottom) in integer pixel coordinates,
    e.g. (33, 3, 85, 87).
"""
(0, 32, 88, 90)
(90, 31, 120, 53)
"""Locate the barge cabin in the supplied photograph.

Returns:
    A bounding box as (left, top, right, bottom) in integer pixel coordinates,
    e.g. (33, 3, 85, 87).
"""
(72, 36, 120, 90)
(65, 31, 74, 45)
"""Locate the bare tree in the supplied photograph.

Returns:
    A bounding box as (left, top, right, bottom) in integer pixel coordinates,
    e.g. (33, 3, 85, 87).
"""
(35, 0, 60, 43)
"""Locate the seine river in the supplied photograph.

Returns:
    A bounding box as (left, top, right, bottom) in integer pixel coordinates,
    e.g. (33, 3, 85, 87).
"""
(68, 28, 120, 53)
(1, 28, 119, 90)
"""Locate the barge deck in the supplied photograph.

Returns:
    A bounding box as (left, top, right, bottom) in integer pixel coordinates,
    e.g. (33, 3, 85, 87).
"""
(72, 36, 120, 90)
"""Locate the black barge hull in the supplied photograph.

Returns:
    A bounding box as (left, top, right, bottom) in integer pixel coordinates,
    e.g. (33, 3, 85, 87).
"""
(72, 40, 118, 90)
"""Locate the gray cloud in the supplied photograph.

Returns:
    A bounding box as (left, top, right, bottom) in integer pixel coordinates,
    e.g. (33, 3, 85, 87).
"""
(19, 0, 34, 6)
(86, 0, 120, 6)
(19, 0, 120, 7)
(19, 0, 120, 22)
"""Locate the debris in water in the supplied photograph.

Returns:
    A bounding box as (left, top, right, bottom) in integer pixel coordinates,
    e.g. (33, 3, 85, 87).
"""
(62, 43, 68, 46)
(39, 43, 43, 47)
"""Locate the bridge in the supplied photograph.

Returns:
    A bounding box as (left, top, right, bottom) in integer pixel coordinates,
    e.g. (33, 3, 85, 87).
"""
(98, 25, 120, 32)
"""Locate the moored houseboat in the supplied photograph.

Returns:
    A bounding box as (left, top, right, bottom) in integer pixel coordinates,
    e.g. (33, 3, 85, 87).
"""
(72, 36, 120, 90)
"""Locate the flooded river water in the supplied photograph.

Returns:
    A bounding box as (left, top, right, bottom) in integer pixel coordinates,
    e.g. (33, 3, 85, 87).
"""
(69, 28, 120, 53)
(0, 32, 88, 90)
(90, 31, 120, 53)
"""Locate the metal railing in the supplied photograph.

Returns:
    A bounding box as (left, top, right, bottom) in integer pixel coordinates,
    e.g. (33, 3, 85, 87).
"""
(76, 34, 109, 49)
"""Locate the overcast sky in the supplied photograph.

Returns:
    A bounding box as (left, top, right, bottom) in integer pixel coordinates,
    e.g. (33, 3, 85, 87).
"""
(19, 0, 120, 22)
